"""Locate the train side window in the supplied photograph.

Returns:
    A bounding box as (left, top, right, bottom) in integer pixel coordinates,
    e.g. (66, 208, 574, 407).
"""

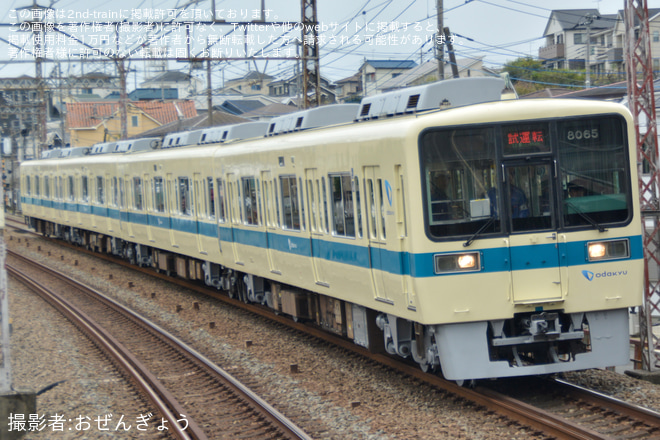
(25, 176, 31, 196)
(216, 178, 226, 222)
(377, 178, 386, 239)
(329, 174, 355, 238)
(81, 176, 88, 202)
(177, 177, 191, 216)
(321, 177, 329, 233)
(273, 178, 280, 228)
(133, 177, 143, 210)
(207, 177, 215, 219)
(96, 176, 105, 204)
(110, 177, 117, 207)
(367, 179, 377, 239)
(354, 177, 362, 238)
(119, 178, 125, 209)
(299, 178, 306, 231)
(307, 179, 317, 231)
(56, 176, 63, 200)
(242, 176, 260, 226)
(68, 176, 75, 201)
(280, 175, 300, 231)
(153, 177, 165, 212)
(44, 175, 50, 199)
(34, 176, 40, 197)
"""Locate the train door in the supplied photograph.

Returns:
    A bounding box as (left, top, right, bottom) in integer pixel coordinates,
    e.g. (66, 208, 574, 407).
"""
(305, 168, 328, 286)
(503, 162, 563, 303)
(261, 171, 280, 274)
(193, 173, 207, 255)
(364, 166, 393, 303)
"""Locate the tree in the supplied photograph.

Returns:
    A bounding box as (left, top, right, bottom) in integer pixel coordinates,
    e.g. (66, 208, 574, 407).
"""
(503, 57, 585, 95)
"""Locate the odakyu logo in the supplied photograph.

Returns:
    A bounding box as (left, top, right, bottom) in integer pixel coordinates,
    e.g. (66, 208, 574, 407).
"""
(582, 269, 628, 281)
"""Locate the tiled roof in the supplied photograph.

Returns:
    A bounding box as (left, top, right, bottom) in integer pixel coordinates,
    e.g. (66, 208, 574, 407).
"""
(364, 60, 417, 70)
(66, 100, 197, 129)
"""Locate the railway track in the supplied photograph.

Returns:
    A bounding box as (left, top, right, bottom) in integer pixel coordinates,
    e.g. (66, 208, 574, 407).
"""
(6, 218, 660, 439)
(7, 249, 312, 440)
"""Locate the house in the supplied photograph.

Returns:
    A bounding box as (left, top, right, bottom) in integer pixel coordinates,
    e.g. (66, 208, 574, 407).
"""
(358, 59, 417, 97)
(268, 73, 337, 104)
(139, 71, 204, 99)
(335, 73, 361, 103)
(378, 58, 492, 93)
(539, 9, 660, 83)
(223, 71, 274, 95)
(66, 100, 197, 146)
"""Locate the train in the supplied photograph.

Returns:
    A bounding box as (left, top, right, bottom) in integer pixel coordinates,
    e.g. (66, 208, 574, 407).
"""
(19, 77, 643, 382)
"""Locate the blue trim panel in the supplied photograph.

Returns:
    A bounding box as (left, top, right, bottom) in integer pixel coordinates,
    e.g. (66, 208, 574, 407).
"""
(22, 199, 643, 279)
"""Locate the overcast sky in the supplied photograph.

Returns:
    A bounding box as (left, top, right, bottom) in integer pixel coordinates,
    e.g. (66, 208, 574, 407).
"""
(0, 0, 639, 86)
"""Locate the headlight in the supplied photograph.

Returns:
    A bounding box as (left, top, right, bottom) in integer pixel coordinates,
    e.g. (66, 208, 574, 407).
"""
(587, 239, 629, 261)
(435, 252, 481, 274)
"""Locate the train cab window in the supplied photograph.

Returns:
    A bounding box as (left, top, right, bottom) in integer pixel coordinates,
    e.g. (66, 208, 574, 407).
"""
(280, 175, 301, 231)
(329, 174, 355, 238)
(133, 177, 143, 210)
(206, 177, 215, 219)
(96, 176, 105, 204)
(177, 177, 191, 216)
(153, 177, 166, 213)
(557, 116, 630, 227)
(216, 178, 226, 222)
(420, 127, 500, 240)
(68, 176, 75, 201)
(81, 176, 89, 202)
(242, 176, 260, 226)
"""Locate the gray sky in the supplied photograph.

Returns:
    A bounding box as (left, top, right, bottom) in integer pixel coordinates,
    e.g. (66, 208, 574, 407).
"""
(0, 0, 639, 85)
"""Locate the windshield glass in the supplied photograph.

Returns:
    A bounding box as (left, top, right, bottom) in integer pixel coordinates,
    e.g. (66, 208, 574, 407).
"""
(420, 127, 500, 239)
(557, 116, 630, 227)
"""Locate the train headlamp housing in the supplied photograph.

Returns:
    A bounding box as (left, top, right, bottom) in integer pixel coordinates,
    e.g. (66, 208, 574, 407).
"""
(434, 252, 481, 274)
(587, 239, 630, 262)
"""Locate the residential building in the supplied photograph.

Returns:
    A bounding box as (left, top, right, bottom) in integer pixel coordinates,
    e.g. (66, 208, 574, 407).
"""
(268, 73, 337, 104)
(223, 71, 274, 95)
(139, 71, 204, 99)
(335, 73, 361, 103)
(539, 9, 660, 83)
(66, 100, 197, 146)
(358, 59, 417, 97)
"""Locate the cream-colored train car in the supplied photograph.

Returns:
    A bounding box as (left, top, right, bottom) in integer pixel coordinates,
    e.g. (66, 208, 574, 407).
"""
(21, 78, 643, 381)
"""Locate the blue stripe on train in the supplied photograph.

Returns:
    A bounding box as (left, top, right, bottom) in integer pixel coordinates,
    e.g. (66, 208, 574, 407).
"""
(20, 198, 643, 278)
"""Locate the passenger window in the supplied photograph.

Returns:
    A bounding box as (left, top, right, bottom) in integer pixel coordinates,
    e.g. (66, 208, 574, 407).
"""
(96, 176, 105, 204)
(119, 178, 125, 208)
(354, 177, 362, 238)
(280, 175, 301, 231)
(69, 176, 75, 201)
(153, 177, 165, 212)
(207, 177, 215, 219)
(25, 176, 31, 196)
(81, 176, 88, 202)
(367, 179, 377, 239)
(242, 176, 260, 225)
(330, 174, 355, 238)
(44, 176, 50, 198)
(35, 176, 40, 197)
(377, 178, 386, 239)
(307, 179, 317, 231)
(321, 177, 329, 233)
(299, 178, 306, 231)
(133, 177, 143, 210)
(216, 178, 226, 222)
(177, 177, 191, 215)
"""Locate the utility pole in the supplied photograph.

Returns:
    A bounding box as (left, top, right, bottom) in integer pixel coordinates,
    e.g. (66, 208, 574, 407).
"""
(207, 60, 213, 126)
(436, 0, 444, 80)
(301, 0, 321, 108)
(581, 13, 597, 88)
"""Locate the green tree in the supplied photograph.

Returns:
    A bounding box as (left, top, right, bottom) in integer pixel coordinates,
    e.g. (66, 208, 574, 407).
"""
(503, 57, 586, 95)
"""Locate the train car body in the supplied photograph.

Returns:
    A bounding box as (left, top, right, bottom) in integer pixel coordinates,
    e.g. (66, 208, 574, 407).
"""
(20, 78, 643, 381)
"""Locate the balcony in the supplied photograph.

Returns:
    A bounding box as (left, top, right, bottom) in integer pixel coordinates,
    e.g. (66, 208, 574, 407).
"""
(539, 43, 565, 61)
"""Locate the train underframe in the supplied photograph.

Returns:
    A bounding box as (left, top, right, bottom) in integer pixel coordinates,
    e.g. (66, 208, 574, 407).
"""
(27, 217, 631, 382)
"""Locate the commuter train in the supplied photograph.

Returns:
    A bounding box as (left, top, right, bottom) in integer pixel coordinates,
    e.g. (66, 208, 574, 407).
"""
(20, 77, 643, 382)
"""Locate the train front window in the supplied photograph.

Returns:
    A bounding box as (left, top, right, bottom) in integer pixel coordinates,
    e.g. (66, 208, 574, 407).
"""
(557, 116, 630, 227)
(420, 127, 500, 239)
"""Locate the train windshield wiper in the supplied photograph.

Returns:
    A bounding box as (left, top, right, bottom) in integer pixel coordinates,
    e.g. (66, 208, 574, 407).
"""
(565, 201, 607, 232)
(463, 216, 496, 247)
